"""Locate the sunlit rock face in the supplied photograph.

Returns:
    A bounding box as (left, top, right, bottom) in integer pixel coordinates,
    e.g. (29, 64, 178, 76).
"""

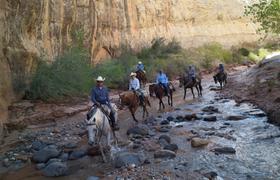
(0, 0, 257, 134)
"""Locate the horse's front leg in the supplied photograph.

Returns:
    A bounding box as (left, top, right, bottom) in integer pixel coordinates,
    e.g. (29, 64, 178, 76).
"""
(191, 87, 195, 98)
(195, 85, 200, 97)
(87, 125, 95, 145)
(129, 107, 138, 122)
(183, 88, 186, 100)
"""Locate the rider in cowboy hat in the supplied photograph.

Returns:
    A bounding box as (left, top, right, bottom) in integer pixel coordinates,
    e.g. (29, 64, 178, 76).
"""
(91, 76, 119, 130)
(136, 61, 145, 73)
(129, 72, 144, 105)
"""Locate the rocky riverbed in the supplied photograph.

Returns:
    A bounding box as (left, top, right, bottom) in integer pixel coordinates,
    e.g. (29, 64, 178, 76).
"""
(1, 71, 280, 180)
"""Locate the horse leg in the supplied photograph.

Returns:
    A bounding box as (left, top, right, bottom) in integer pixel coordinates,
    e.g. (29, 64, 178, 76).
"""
(183, 87, 186, 100)
(161, 98, 165, 109)
(142, 105, 149, 118)
(87, 125, 95, 145)
(195, 85, 200, 97)
(99, 144, 107, 163)
(191, 87, 195, 98)
(129, 107, 138, 122)
(170, 92, 173, 106)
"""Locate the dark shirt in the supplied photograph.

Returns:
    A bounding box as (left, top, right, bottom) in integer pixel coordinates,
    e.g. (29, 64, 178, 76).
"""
(91, 86, 110, 105)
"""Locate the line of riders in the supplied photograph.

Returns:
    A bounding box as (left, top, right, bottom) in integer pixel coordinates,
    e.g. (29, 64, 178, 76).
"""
(88, 61, 226, 131)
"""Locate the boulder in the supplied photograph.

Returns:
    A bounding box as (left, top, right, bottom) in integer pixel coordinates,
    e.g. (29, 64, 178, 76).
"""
(167, 116, 175, 121)
(127, 125, 149, 136)
(191, 138, 210, 148)
(42, 162, 68, 177)
(32, 145, 61, 163)
(159, 135, 171, 144)
(154, 150, 176, 159)
(68, 149, 87, 160)
(31, 141, 47, 151)
(184, 113, 197, 121)
(202, 106, 219, 113)
(164, 144, 178, 152)
(226, 115, 247, 121)
(114, 152, 142, 168)
(203, 116, 217, 122)
(213, 147, 236, 154)
(160, 120, 169, 125)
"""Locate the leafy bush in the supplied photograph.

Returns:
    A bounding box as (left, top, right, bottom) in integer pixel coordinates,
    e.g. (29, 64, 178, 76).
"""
(26, 47, 92, 101)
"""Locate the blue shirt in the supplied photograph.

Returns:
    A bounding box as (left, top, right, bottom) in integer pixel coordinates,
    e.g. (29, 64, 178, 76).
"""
(136, 64, 144, 71)
(91, 86, 110, 105)
(129, 78, 140, 90)
(219, 64, 224, 73)
(156, 73, 168, 84)
(188, 67, 196, 78)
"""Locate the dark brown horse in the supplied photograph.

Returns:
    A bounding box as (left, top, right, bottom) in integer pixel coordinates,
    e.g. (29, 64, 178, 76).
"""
(136, 70, 147, 88)
(119, 91, 150, 122)
(213, 72, 227, 89)
(178, 75, 202, 99)
(149, 83, 175, 110)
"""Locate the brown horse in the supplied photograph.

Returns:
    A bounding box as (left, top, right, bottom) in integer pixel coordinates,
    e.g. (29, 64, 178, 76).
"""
(178, 75, 202, 99)
(119, 91, 150, 122)
(149, 83, 175, 110)
(136, 70, 147, 88)
(213, 72, 227, 89)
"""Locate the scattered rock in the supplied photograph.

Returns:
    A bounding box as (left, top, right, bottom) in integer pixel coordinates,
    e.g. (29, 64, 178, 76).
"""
(184, 113, 197, 121)
(31, 141, 47, 151)
(248, 111, 266, 117)
(127, 125, 149, 136)
(158, 138, 169, 147)
(32, 145, 61, 163)
(69, 149, 87, 160)
(2, 158, 11, 167)
(154, 150, 176, 159)
(42, 162, 68, 177)
(64, 142, 78, 149)
(175, 125, 183, 128)
(203, 116, 217, 122)
(87, 176, 100, 180)
(164, 144, 178, 152)
(114, 152, 142, 168)
(159, 135, 171, 144)
(158, 127, 170, 133)
(160, 120, 169, 125)
(167, 116, 175, 121)
(191, 138, 210, 148)
(59, 153, 69, 161)
(213, 147, 236, 154)
(36, 163, 46, 170)
(202, 106, 219, 113)
(204, 171, 218, 179)
(226, 115, 247, 121)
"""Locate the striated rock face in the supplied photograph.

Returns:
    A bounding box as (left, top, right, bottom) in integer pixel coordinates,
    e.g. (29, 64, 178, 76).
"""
(0, 0, 257, 134)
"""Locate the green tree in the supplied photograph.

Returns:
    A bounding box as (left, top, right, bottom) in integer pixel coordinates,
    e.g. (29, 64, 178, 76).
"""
(245, 0, 280, 35)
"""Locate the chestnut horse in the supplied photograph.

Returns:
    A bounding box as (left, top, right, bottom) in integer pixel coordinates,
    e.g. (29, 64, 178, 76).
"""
(149, 83, 175, 110)
(136, 70, 147, 88)
(119, 91, 150, 122)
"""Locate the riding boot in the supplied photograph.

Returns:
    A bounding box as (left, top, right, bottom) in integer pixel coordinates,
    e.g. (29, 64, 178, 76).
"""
(110, 112, 119, 131)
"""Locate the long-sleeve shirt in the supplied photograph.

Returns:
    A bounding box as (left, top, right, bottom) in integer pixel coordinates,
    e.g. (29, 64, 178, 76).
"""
(129, 78, 140, 90)
(156, 73, 168, 84)
(218, 65, 224, 73)
(91, 86, 110, 105)
(188, 67, 196, 78)
(136, 64, 144, 71)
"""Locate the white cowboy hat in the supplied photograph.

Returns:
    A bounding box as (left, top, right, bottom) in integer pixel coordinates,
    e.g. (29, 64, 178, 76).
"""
(130, 72, 137, 76)
(96, 76, 105, 81)
(138, 61, 142, 64)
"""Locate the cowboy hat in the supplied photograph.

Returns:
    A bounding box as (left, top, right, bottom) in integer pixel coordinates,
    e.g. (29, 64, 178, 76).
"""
(96, 76, 105, 81)
(130, 72, 137, 77)
(138, 61, 142, 64)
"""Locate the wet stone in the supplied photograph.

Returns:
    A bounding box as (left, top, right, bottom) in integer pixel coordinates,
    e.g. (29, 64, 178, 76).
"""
(226, 115, 247, 121)
(87, 176, 100, 180)
(191, 138, 210, 148)
(127, 125, 149, 136)
(184, 113, 197, 121)
(164, 144, 178, 152)
(154, 150, 176, 159)
(158, 138, 169, 147)
(32, 145, 61, 163)
(31, 141, 47, 151)
(68, 149, 87, 160)
(59, 153, 69, 161)
(213, 147, 236, 154)
(159, 135, 171, 144)
(203, 116, 217, 122)
(42, 162, 68, 177)
(167, 116, 175, 122)
(202, 106, 219, 113)
(248, 111, 266, 117)
(114, 152, 142, 168)
(36, 163, 46, 170)
(160, 120, 169, 125)
(64, 142, 78, 149)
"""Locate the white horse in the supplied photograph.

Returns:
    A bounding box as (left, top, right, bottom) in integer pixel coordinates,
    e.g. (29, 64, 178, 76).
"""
(85, 103, 118, 162)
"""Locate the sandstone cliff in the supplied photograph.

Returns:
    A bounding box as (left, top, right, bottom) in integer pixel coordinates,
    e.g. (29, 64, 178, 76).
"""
(0, 0, 257, 134)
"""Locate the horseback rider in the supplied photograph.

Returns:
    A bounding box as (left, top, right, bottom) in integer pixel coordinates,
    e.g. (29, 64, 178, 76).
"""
(91, 76, 119, 130)
(129, 72, 145, 105)
(156, 70, 169, 96)
(136, 61, 145, 73)
(187, 65, 196, 83)
(218, 63, 225, 74)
